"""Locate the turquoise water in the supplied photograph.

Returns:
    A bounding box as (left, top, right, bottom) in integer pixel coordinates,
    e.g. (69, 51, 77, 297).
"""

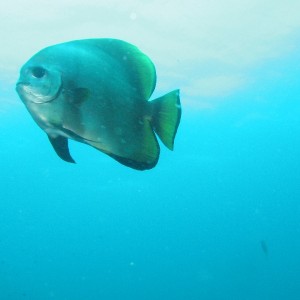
(1, 2, 300, 299)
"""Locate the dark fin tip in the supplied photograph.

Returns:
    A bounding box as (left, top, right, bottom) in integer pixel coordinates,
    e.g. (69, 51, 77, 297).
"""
(47, 135, 76, 164)
(108, 153, 158, 171)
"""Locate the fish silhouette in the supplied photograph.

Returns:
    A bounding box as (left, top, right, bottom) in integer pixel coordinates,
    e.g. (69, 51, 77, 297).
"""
(16, 39, 181, 170)
(260, 240, 269, 257)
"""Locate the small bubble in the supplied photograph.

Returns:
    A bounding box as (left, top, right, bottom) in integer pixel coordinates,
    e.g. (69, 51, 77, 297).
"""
(130, 12, 137, 20)
(49, 291, 55, 298)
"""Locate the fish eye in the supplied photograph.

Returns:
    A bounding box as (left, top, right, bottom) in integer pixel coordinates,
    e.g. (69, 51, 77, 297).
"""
(31, 67, 46, 79)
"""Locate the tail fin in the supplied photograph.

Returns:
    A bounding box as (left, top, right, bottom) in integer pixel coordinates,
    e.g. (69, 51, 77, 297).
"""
(150, 89, 181, 150)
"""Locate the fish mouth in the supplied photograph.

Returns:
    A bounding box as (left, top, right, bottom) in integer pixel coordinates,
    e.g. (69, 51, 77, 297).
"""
(16, 82, 58, 104)
(15, 82, 30, 98)
(16, 81, 29, 90)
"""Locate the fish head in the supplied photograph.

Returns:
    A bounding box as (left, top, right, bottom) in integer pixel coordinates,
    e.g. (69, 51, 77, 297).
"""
(16, 61, 62, 104)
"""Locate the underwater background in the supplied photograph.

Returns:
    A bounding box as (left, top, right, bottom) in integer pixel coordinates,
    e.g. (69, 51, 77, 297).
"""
(1, 1, 300, 299)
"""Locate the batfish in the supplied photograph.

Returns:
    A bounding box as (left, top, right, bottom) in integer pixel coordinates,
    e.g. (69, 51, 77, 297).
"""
(16, 39, 181, 170)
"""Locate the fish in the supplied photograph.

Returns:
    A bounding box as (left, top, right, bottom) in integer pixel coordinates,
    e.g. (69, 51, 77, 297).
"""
(260, 240, 269, 257)
(16, 38, 181, 170)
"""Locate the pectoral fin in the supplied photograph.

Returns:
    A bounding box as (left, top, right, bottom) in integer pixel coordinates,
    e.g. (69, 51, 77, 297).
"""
(64, 87, 90, 107)
(47, 135, 75, 163)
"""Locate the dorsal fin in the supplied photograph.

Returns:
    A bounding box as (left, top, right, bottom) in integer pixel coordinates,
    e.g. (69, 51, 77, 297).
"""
(77, 39, 157, 100)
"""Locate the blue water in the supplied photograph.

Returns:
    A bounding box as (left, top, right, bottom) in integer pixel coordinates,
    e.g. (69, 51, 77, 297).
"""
(1, 58, 300, 299)
(1, 5, 300, 299)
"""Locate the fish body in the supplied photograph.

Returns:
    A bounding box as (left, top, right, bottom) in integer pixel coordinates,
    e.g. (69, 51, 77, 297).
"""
(16, 39, 181, 170)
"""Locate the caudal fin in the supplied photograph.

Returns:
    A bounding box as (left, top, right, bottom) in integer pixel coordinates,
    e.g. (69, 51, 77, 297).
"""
(150, 89, 181, 150)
